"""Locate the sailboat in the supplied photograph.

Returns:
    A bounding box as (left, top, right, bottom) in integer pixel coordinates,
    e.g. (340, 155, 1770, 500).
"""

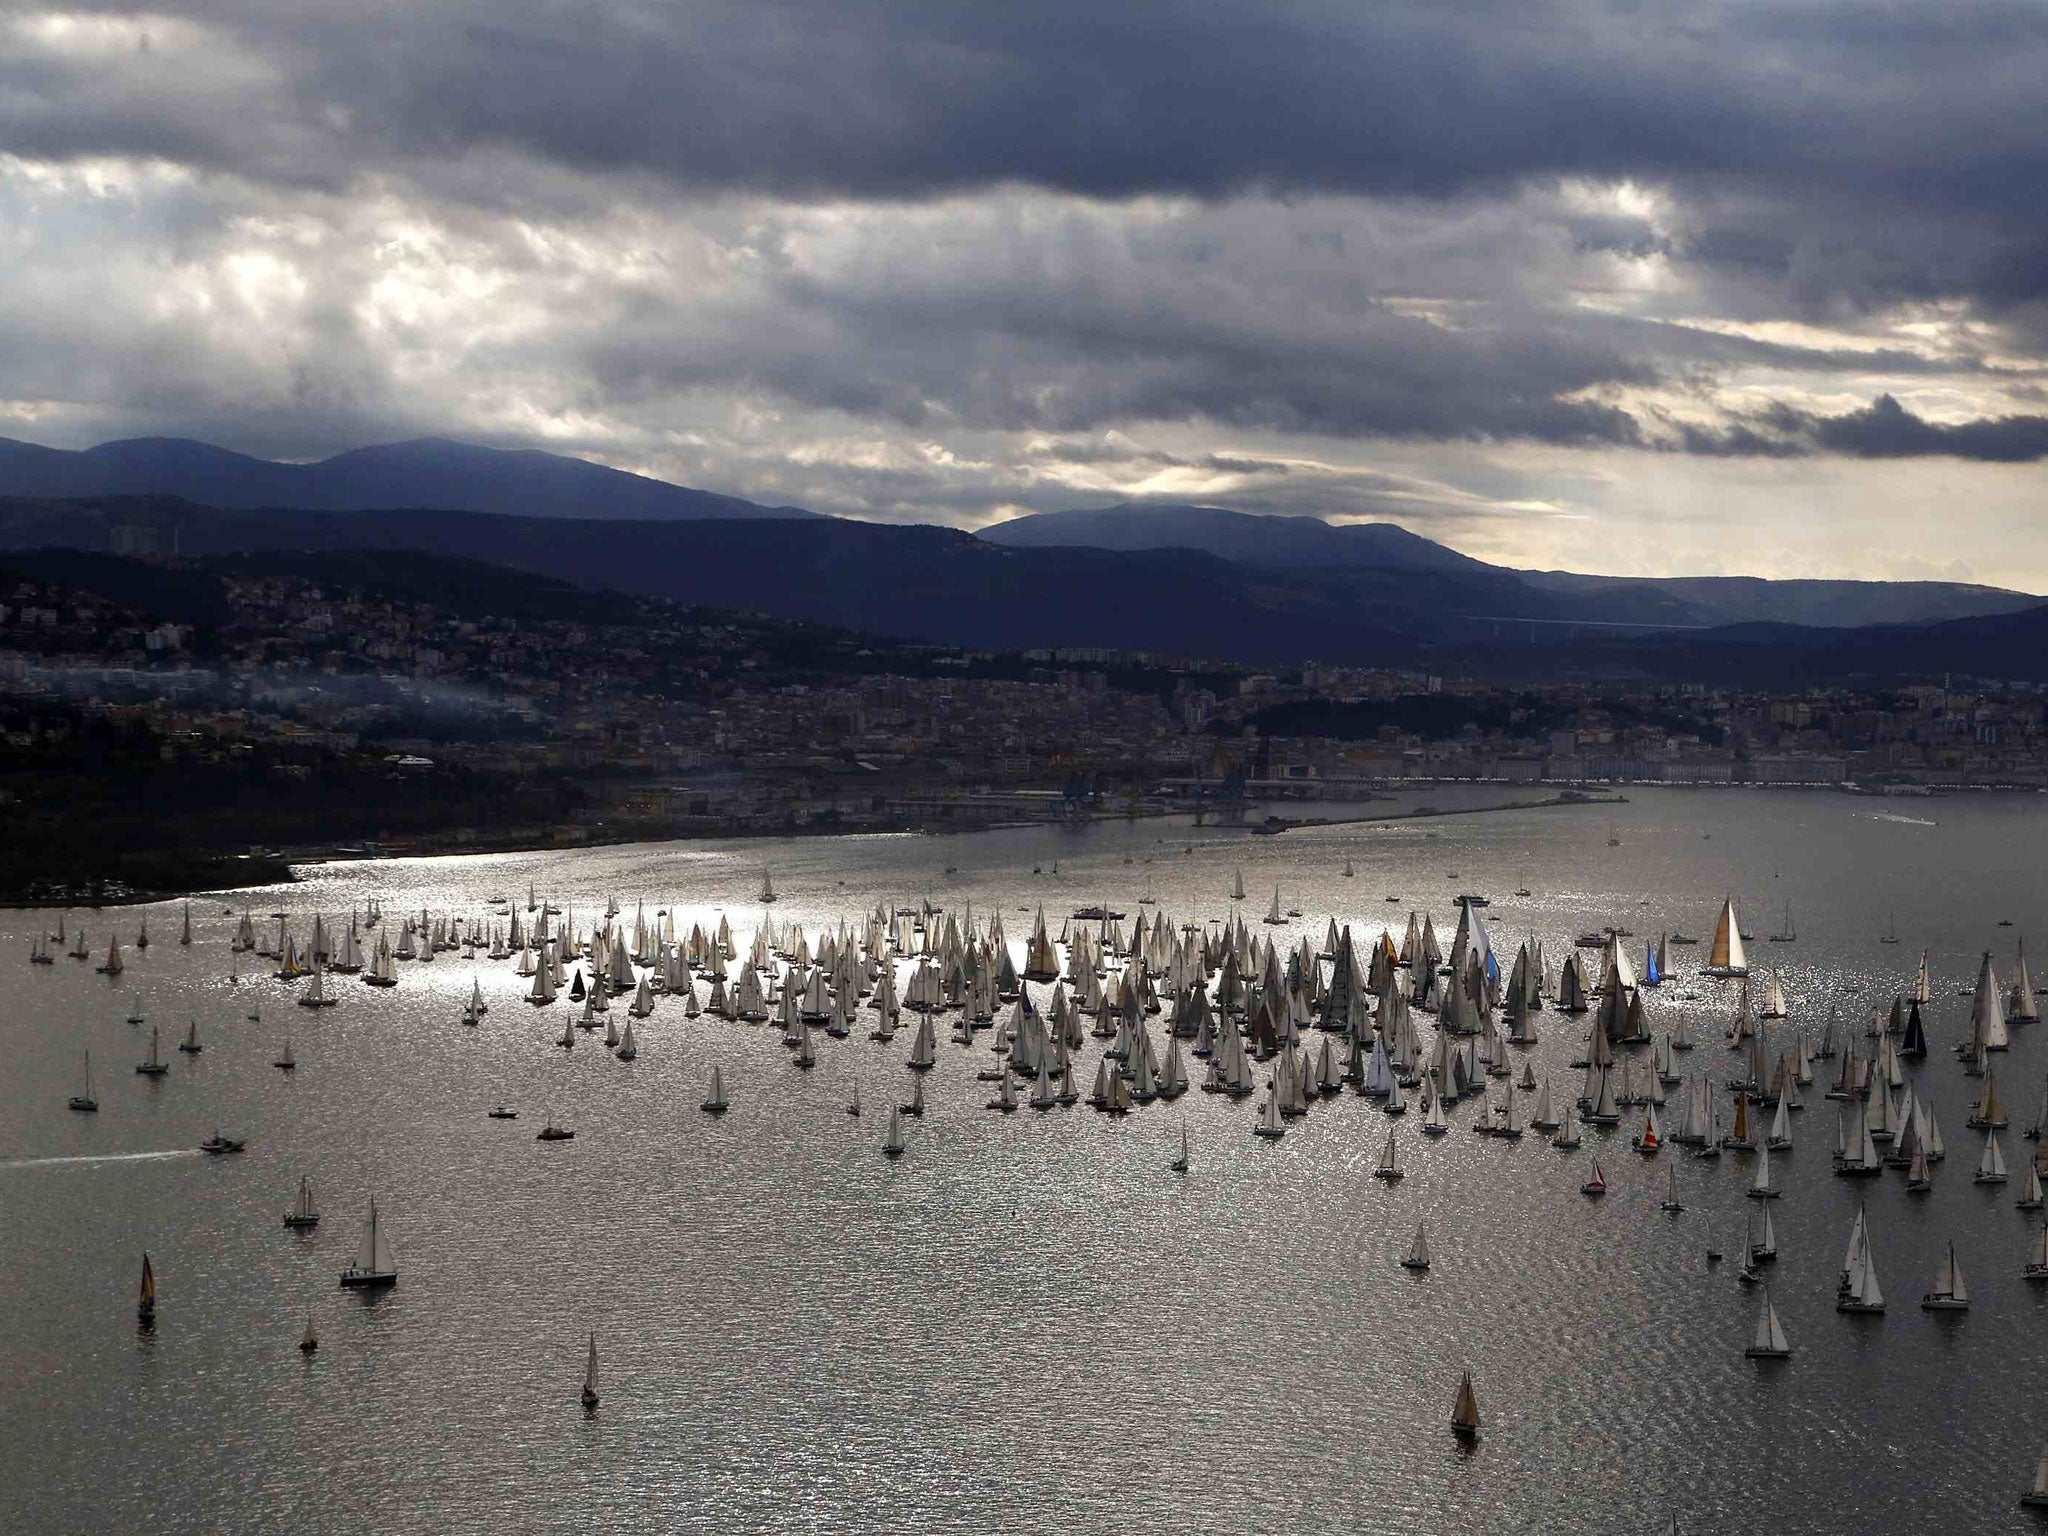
(1401, 1221, 1431, 1271)
(274, 1032, 296, 1070)
(882, 1104, 908, 1157)
(2023, 1449, 2048, 1509)
(1633, 1102, 1663, 1155)
(1703, 898, 1749, 977)
(580, 1331, 601, 1408)
(1836, 1207, 1885, 1313)
(299, 1310, 319, 1354)
(2027, 1221, 2048, 1283)
(180, 903, 193, 946)
(338, 1197, 398, 1288)
(1748, 1142, 1779, 1200)
(848, 1078, 862, 1118)
(1659, 1163, 1684, 1212)
(1170, 1124, 1189, 1173)
(95, 935, 123, 976)
(178, 1018, 202, 1055)
(1880, 912, 1899, 946)
(1264, 886, 1285, 926)
(1976, 1129, 2009, 1184)
(1253, 1084, 1286, 1140)
(1769, 902, 1796, 943)
(1374, 1130, 1404, 1181)
(758, 869, 777, 905)
(1450, 1372, 1481, 1441)
(67, 1051, 98, 1112)
(137, 1253, 156, 1326)
(1551, 1104, 1581, 1149)
(1230, 869, 1247, 902)
(1921, 1239, 1970, 1311)
(136, 1026, 169, 1077)
(284, 1176, 320, 1229)
(701, 1066, 730, 1115)
(1423, 1091, 1451, 1137)
(1744, 1285, 1793, 1358)
(1581, 1156, 1607, 1196)
(1342, 859, 1355, 878)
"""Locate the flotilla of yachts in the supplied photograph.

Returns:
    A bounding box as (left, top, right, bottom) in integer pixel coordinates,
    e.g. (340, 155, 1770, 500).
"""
(32, 877, 2048, 1490)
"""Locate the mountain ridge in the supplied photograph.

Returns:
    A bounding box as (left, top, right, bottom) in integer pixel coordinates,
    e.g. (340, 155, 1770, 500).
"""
(0, 434, 818, 522)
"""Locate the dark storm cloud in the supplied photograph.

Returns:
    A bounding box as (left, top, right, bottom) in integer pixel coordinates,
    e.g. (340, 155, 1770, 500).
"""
(4, 0, 2048, 497)
(11, 1, 2045, 218)
(1811, 393, 2048, 463)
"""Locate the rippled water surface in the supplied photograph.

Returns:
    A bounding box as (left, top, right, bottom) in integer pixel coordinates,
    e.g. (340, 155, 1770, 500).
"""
(5, 786, 2048, 1533)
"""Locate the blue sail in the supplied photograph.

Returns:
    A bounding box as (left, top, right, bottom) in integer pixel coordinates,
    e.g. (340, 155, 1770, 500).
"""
(1644, 942, 1662, 987)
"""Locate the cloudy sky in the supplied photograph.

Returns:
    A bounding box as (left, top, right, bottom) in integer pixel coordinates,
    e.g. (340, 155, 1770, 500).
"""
(4, 3, 2047, 586)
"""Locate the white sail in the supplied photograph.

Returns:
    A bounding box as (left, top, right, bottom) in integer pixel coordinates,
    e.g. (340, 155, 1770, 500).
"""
(1402, 1221, 1430, 1268)
(353, 1197, 395, 1277)
(1750, 1287, 1791, 1355)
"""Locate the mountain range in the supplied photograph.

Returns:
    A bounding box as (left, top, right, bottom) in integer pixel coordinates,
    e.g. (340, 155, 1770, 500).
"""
(0, 433, 2042, 678)
(984, 502, 2036, 629)
(0, 434, 814, 522)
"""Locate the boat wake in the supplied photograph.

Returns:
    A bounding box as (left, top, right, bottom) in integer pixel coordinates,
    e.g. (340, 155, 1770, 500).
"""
(0, 1149, 204, 1171)
(1862, 812, 1937, 827)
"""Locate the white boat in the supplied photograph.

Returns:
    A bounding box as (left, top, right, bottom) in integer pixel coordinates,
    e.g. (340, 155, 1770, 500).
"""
(1744, 1285, 1793, 1358)
(581, 1331, 601, 1408)
(1252, 1084, 1285, 1140)
(758, 869, 777, 905)
(1976, 1128, 2009, 1185)
(136, 1026, 169, 1077)
(1401, 1220, 1431, 1271)
(299, 1310, 319, 1354)
(1170, 1124, 1189, 1173)
(1230, 869, 1247, 902)
(274, 1032, 297, 1070)
(338, 1197, 398, 1288)
(701, 1066, 730, 1114)
(882, 1104, 908, 1157)
(1748, 1142, 1779, 1200)
(1836, 1206, 1885, 1312)
(1921, 1239, 1970, 1311)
